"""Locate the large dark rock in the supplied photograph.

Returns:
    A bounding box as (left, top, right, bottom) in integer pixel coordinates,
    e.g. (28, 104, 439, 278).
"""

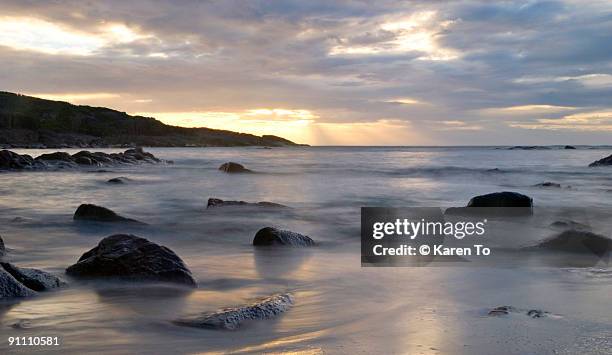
(174, 293, 293, 330)
(218, 162, 252, 173)
(445, 191, 533, 216)
(253, 227, 315, 247)
(0, 263, 65, 291)
(564, 145, 576, 149)
(73, 204, 143, 223)
(589, 154, 612, 167)
(66, 234, 196, 286)
(0, 235, 4, 257)
(533, 230, 611, 256)
(0, 150, 36, 169)
(467, 191, 533, 208)
(207, 198, 286, 208)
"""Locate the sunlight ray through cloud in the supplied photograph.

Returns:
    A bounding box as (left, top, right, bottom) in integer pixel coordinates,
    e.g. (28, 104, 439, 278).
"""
(329, 11, 458, 60)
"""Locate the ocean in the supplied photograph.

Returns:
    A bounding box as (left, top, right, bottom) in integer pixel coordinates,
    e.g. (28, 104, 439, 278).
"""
(0, 146, 611, 354)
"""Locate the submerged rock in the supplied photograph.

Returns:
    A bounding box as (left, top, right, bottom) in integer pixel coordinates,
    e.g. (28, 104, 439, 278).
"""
(533, 182, 561, 188)
(174, 293, 293, 330)
(0, 263, 65, 292)
(509, 146, 550, 150)
(589, 154, 612, 167)
(73, 204, 143, 223)
(550, 220, 591, 231)
(66, 234, 196, 287)
(253, 227, 315, 247)
(107, 177, 132, 184)
(533, 230, 611, 256)
(488, 306, 551, 319)
(218, 162, 252, 173)
(207, 198, 286, 208)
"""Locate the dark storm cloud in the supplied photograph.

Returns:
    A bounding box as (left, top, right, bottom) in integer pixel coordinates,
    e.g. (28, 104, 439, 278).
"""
(0, 0, 611, 144)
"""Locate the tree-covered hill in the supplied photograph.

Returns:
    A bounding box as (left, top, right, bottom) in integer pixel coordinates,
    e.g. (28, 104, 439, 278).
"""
(0, 91, 301, 148)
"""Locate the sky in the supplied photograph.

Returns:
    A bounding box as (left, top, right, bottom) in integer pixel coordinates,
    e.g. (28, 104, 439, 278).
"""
(1, 0, 611, 145)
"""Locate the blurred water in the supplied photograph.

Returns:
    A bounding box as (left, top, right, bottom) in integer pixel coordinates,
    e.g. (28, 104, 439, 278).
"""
(0, 146, 610, 354)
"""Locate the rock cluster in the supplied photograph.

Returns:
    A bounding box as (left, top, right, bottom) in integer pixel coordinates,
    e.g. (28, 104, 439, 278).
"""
(0, 147, 161, 170)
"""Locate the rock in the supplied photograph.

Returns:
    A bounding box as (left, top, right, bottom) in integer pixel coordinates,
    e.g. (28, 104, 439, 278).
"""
(107, 177, 131, 184)
(533, 182, 561, 188)
(446, 191, 533, 216)
(206, 198, 286, 208)
(0, 268, 36, 298)
(550, 220, 590, 231)
(253, 227, 315, 247)
(219, 162, 252, 173)
(488, 306, 550, 319)
(0, 263, 65, 291)
(589, 154, 612, 167)
(488, 305, 513, 316)
(533, 230, 611, 256)
(0, 150, 35, 169)
(564, 145, 576, 149)
(0, 236, 4, 257)
(174, 293, 293, 330)
(74, 156, 94, 165)
(35, 152, 72, 162)
(467, 191, 533, 208)
(66, 234, 196, 286)
(73, 204, 143, 223)
(526, 309, 548, 318)
(509, 146, 550, 150)
(0, 148, 162, 171)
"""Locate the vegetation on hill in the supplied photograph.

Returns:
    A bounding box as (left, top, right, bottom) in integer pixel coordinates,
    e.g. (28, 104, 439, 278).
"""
(0, 92, 301, 147)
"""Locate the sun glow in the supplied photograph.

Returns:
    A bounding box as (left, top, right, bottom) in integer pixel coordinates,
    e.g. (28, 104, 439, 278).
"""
(23, 92, 121, 103)
(0, 17, 152, 55)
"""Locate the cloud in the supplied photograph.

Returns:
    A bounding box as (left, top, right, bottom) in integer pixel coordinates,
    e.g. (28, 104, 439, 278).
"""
(0, 0, 611, 144)
(509, 110, 612, 131)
